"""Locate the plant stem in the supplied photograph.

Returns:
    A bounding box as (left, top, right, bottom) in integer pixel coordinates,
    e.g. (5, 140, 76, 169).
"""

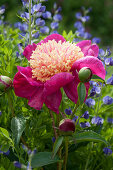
(7, 90, 15, 117)
(49, 109, 58, 139)
(63, 137, 69, 170)
(29, 0, 32, 44)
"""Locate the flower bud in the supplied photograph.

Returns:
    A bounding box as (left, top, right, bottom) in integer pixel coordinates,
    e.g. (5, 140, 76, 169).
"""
(59, 119, 75, 135)
(78, 67, 92, 82)
(0, 75, 12, 92)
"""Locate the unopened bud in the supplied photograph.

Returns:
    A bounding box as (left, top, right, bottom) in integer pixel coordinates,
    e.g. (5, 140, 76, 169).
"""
(0, 75, 12, 92)
(78, 67, 92, 82)
(59, 119, 75, 135)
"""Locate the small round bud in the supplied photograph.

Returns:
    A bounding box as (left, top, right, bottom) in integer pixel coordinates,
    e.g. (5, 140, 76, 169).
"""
(0, 75, 12, 92)
(59, 119, 75, 134)
(78, 67, 92, 82)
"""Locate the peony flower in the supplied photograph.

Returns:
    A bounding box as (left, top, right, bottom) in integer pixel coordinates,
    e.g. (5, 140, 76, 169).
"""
(13, 34, 105, 113)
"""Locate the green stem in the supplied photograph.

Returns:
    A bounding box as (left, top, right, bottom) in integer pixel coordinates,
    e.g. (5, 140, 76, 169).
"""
(29, 0, 32, 45)
(63, 137, 69, 170)
(49, 109, 58, 139)
(71, 102, 79, 119)
(7, 90, 15, 117)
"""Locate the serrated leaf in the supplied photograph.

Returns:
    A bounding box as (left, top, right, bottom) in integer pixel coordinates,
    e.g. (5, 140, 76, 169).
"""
(72, 131, 108, 145)
(77, 82, 86, 105)
(31, 152, 60, 168)
(52, 136, 64, 158)
(11, 115, 26, 145)
(91, 74, 105, 83)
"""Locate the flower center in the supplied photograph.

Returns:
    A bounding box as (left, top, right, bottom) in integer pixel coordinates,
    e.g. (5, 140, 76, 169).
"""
(29, 40, 84, 82)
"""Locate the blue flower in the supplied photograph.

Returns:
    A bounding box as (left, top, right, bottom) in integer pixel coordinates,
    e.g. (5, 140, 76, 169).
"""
(85, 98, 95, 107)
(74, 21, 83, 29)
(52, 137, 56, 143)
(72, 115, 78, 122)
(0, 111, 2, 116)
(83, 32, 92, 39)
(40, 26, 49, 34)
(65, 108, 72, 115)
(106, 47, 111, 56)
(107, 118, 113, 124)
(32, 31, 40, 38)
(53, 14, 62, 21)
(14, 161, 22, 168)
(104, 57, 112, 65)
(103, 96, 113, 105)
(82, 111, 89, 119)
(80, 122, 91, 128)
(103, 147, 112, 155)
(0, 5, 5, 15)
(42, 11, 51, 19)
(51, 30, 58, 34)
(99, 49, 105, 56)
(75, 12, 82, 19)
(56, 7, 62, 13)
(35, 18, 45, 26)
(90, 86, 101, 97)
(32, 3, 42, 13)
(81, 16, 90, 22)
(51, 22, 59, 30)
(91, 116, 104, 125)
(107, 75, 113, 85)
(92, 37, 101, 44)
(3, 150, 10, 155)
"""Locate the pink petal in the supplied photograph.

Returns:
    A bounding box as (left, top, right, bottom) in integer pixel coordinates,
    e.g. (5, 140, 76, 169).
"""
(28, 86, 45, 110)
(71, 56, 106, 80)
(13, 67, 45, 109)
(44, 72, 74, 96)
(76, 40, 99, 57)
(38, 34, 66, 45)
(45, 90, 62, 113)
(23, 43, 37, 60)
(64, 78, 90, 104)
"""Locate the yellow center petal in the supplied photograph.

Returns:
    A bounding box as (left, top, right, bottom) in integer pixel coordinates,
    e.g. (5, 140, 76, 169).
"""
(29, 40, 84, 82)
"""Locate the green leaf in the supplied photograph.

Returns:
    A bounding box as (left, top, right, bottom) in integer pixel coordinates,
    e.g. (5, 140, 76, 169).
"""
(91, 74, 105, 83)
(0, 127, 13, 143)
(31, 152, 60, 168)
(77, 82, 86, 105)
(11, 115, 26, 145)
(72, 130, 108, 145)
(52, 136, 64, 158)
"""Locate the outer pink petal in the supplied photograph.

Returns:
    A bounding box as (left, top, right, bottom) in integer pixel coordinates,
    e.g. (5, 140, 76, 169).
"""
(63, 78, 90, 104)
(13, 67, 45, 109)
(44, 72, 74, 96)
(28, 86, 45, 110)
(71, 56, 106, 80)
(23, 43, 37, 60)
(38, 34, 66, 45)
(45, 90, 62, 114)
(76, 40, 99, 57)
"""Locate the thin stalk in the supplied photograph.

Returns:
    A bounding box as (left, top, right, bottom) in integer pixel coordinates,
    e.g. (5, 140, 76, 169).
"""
(63, 137, 69, 170)
(49, 109, 58, 139)
(29, 0, 32, 44)
(7, 90, 15, 117)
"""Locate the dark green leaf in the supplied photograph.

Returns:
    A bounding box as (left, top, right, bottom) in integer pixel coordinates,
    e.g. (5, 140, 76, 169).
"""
(31, 152, 60, 168)
(11, 115, 26, 145)
(77, 82, 86, 105)
(52, 136, 64, 158)
(72, 130, 108, 145)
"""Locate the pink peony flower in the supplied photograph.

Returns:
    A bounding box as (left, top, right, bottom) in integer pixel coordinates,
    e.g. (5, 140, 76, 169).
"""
(13, 34, 105, 113)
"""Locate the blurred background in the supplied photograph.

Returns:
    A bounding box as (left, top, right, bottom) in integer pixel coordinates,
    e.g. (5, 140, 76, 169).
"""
(0, 0, 113, 46)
